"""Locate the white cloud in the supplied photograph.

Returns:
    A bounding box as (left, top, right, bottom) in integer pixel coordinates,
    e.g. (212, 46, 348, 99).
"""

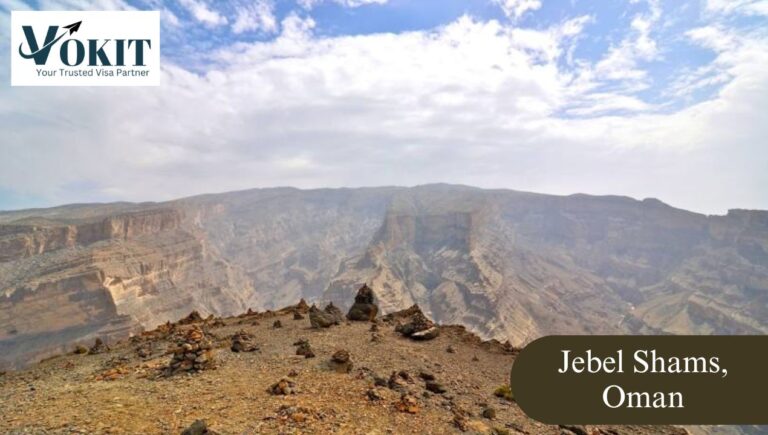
(582, 0, 661, 93)
(178, 0, 227, 27)
(0, 6, 766, 214)
(232, 0, 277, 34)
(686, 25, 736, 52)
(493, 0, 542, 20)
(298, 0, 388, 10)
(705, 0, 768, 17)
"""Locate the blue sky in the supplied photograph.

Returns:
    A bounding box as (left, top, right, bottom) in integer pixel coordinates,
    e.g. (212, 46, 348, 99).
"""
(0, 0, 767, 214)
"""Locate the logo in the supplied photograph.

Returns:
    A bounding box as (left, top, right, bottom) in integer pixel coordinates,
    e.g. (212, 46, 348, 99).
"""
(11, 11, 160, 86)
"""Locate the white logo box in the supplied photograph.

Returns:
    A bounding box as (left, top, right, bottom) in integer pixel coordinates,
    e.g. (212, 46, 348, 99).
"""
(11, 10, 160, 86)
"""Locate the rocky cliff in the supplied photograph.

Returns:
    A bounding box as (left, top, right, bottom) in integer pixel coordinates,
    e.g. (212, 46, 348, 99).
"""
(0, 208, 251, 369)
(2, 185, 767, 368)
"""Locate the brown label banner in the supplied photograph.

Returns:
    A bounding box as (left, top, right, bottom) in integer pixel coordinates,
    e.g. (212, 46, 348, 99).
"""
(511, 335, 768, 425)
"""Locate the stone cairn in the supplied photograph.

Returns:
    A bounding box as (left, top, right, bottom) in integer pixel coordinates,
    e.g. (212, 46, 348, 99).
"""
(293, 298, 310, 320)
(294, 338, 315, 358)
(269, 378, 299, 395)
(166, 325, 215, 375)
(177, 310, 205, 325)
(328, 349, 353, 373)
(346, 284, 379, 321)
(230, 330, 259, 353)
(309, 303, 344, 328)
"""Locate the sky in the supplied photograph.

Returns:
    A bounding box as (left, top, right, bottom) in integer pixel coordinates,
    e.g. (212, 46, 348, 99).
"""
(0, 0, 766, 215)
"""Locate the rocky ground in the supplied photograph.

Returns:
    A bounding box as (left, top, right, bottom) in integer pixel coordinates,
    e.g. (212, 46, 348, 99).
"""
(0, 300, 687, 435)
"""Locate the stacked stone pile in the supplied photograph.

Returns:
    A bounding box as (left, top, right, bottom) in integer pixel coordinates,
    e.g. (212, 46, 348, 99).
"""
(167, 325, 215, 375)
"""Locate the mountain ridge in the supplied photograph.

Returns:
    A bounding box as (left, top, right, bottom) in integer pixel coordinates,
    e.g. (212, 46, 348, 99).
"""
(2, 184, 767, 369)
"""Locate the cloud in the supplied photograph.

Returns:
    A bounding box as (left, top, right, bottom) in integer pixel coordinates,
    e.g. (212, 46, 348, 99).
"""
(591, 0, 661, 85)
(177, 0, 227, 27)
(705, 0, 768, 17)
(232, 0, 277, 34)
(493, 0, 542, 20)
(298, 0, 388, 10)
(0, 2, 766, 214)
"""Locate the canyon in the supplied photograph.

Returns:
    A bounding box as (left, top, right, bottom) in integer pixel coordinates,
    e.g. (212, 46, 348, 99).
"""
(1, 184, 767, 369)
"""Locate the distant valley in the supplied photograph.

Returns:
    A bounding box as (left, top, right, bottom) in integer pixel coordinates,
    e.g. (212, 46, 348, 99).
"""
(2, 184, 767, 369)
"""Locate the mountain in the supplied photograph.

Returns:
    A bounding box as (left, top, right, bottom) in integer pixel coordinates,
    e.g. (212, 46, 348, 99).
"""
(0, 302, 689, 435)
(2, 184, 767, 369)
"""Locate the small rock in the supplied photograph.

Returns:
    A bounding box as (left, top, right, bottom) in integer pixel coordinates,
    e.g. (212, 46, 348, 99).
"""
(367, 388, 384, 401)
(269, 378, 298, 395)
(373, 375, 388, 387)
(277, 405, 312, 424)
(387, 371, 408, 391)
(180, 419, 217, 435)
(88, 338, 110, 355)
(394, 393, 420, 414)
(446, 345, 456, 354)
(425, 380, 447, 394)
(73, 345, 88, 355)
(273, 320, 282, 329)
(418, 371, 435, 381)
(411, 326, 440, 341)
(482, 407, 496, 419)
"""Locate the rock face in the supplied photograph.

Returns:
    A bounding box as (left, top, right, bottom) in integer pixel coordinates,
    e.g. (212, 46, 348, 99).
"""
(3, 184, 768, 368)
(346, 284, 378, 321)
(323, 185, 768, 344)
(0, 208, 251, 369)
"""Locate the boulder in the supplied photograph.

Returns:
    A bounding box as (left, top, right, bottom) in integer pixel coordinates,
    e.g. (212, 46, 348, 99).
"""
(324, 303, 344, 323)
(346, 284, 379, 321)
(411, 326, 440, 341)
(309, 303, 342, 328)
(393, 305, 440, 341)
(230, 330, 259, 353)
